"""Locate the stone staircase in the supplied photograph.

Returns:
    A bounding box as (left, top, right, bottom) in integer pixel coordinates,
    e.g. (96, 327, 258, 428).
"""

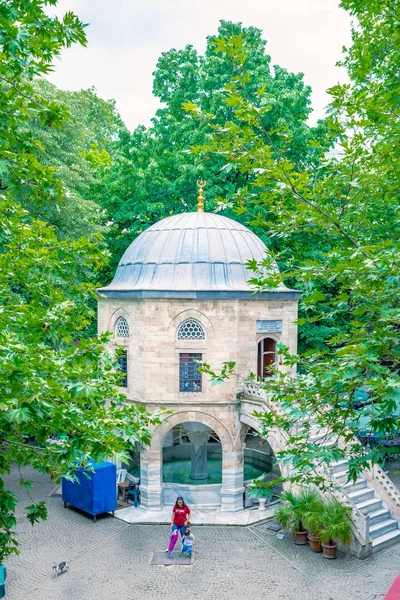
(240, 382, 400, 556)
(331, 458, 400, 553)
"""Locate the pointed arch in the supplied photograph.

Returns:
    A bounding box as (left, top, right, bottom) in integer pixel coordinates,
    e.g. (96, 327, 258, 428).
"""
(177, 318, 205, 340)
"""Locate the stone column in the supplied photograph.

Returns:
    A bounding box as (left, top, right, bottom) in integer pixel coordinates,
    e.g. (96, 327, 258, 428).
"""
(139, 445, 163, 511)
(187, 430, 211, 480)
(184, 423, 212, 481)
(221, 446, 245, 512)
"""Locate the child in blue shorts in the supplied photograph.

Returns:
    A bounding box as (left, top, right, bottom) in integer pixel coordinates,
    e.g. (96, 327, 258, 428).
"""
(180, 528, 195, 557)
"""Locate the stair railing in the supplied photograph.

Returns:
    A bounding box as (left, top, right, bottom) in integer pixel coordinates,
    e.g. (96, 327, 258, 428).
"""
(364, 464, 400, 521)
(240, 380, 269, 405)
(335, 435, 400, 522)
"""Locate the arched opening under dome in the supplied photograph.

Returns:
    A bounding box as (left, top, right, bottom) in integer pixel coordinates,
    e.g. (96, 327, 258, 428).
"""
(127, 419, 279, 510)
(136, 411, 244, 511)
(162, 423, 221, 484)
(244, 427, 281, 485)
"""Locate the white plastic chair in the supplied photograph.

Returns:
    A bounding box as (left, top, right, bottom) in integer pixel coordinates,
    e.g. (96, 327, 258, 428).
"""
(116, 468, 127, 484)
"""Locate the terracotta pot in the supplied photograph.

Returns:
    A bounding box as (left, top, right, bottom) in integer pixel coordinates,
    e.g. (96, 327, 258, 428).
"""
(294, 530, 308, 545)
(321, 541, 338, 559)
(308, 533, 322, 553)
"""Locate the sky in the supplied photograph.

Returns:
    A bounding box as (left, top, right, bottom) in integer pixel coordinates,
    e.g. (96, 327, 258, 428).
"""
(47, 0, 352, 131)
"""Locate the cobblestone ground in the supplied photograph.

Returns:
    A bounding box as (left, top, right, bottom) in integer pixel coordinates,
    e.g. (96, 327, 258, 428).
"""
(3, 464, 399, 600)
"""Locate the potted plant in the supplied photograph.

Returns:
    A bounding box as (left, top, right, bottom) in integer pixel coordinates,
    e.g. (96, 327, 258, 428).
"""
(303, 496, 326, 552)
(318, 497, 352, 559)
(275, 488, 319, 545)
(247, 475, 274, 511)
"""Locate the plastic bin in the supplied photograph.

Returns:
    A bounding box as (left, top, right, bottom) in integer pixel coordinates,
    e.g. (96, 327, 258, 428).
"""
(62, 461, 117, 521)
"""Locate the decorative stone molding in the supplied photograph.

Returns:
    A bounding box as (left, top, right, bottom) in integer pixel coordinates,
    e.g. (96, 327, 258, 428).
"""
(108, 306, 130, 333)
(167, 308, 215, 342)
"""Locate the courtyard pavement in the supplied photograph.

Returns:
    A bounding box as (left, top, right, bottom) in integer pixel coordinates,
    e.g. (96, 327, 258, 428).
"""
(3, 464, 400, 600)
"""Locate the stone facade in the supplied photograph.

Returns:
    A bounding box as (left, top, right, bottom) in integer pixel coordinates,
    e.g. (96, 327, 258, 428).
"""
(98, 295, 298, 511)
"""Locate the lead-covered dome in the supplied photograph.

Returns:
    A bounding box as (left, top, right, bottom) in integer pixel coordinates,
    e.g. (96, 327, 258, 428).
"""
(99, 212, 295, 298)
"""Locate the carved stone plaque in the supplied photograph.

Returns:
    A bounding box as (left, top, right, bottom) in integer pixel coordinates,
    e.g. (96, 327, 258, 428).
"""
(256, 319, 282, 333)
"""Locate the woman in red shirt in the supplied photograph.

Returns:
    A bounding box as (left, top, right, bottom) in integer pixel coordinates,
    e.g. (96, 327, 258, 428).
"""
(171, 496, 191, 537)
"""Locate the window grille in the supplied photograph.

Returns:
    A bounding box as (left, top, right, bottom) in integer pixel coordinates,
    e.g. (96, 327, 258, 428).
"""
(179, 353, 202, 392)
(115, 316, 129, 337)
(116, 349, 128, 387)
(177, 318, 205, 340)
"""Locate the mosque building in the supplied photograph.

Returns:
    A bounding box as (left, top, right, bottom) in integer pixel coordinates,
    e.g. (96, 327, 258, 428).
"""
(97, 182, 300, 512)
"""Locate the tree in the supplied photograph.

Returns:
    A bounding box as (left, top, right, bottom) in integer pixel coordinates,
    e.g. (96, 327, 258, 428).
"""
(196, 2, 400, 484)
(0, 201, 163, 562)
(21, 80, 126, 241)
(100, 21, 332, 273)
(0, 0, 86, 207)
(0, 1, 162, 561)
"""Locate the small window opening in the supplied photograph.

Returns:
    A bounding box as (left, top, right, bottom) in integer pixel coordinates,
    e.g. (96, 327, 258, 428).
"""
(116, 349, 128, 387)
(115, 317, 129, 338)
(179, 353, 202, 392)
(257, 338, 276, 379)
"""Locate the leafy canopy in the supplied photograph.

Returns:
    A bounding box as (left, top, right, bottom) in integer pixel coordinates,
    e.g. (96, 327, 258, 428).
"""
(194, 2, 400, 484)
(99, 21, 332, 273)
(0, 1, 163, 563)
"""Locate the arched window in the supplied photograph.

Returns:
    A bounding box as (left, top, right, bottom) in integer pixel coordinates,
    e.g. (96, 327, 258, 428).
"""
(177, 318, 205, 340)
(257, 338, 276, 379)
(115, 316, 129, 338)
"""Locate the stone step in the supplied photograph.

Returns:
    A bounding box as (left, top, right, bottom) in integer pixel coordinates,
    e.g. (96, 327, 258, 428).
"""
(342, 478, 367, 493)
(369, 518, 399, 539)
(369, 508, 390, 525)
(356, 497, 383, 514)
(333, 469, 350, 483)
(331, 459, 350, 473)
(372, 529, 400, 553)
(347, 487, 375, 503)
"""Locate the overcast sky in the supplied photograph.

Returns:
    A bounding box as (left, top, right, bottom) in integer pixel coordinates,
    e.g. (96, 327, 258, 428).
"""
(47, 0, 352, 131)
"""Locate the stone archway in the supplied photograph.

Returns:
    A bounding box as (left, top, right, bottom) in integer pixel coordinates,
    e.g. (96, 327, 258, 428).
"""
(140, 410, 244, 512)
(239, 410, 291, 482)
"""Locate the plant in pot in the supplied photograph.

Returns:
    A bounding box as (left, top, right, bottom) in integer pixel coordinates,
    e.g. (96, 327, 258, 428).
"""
(318, 497, 352, 559)
(303, 496, 326, 553)
(248, 475, 274, 511)
(275, 488, 319, 545)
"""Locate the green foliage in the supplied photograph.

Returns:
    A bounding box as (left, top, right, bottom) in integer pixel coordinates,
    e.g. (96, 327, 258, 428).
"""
(317, 497, 352, 547)
(247, 474, 274, 500)
(188, 3, 400, 484)
(20, 80, 126, 241)
(274, 488, 319, 533)
(302, 495, 326, 538)
(0, 0, 87, 206)
(99, 21, 332, 274)
(0, 201, 164, 561)
(0, 1, 163, 563)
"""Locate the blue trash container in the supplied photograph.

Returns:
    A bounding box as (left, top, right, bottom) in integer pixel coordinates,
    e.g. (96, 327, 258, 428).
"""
(0, 565, 7, 598)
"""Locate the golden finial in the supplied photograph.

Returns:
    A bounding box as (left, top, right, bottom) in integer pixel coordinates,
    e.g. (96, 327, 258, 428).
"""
(196, 179, 206, 212)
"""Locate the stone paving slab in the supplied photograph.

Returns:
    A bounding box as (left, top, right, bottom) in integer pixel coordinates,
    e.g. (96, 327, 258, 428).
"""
(3, 464, 399, 600)
(152, 551, 192, 565)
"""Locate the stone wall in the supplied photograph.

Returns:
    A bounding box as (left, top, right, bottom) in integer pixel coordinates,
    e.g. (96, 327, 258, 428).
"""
(98, 296, 298, 405)
(97, 294, 298, 510)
